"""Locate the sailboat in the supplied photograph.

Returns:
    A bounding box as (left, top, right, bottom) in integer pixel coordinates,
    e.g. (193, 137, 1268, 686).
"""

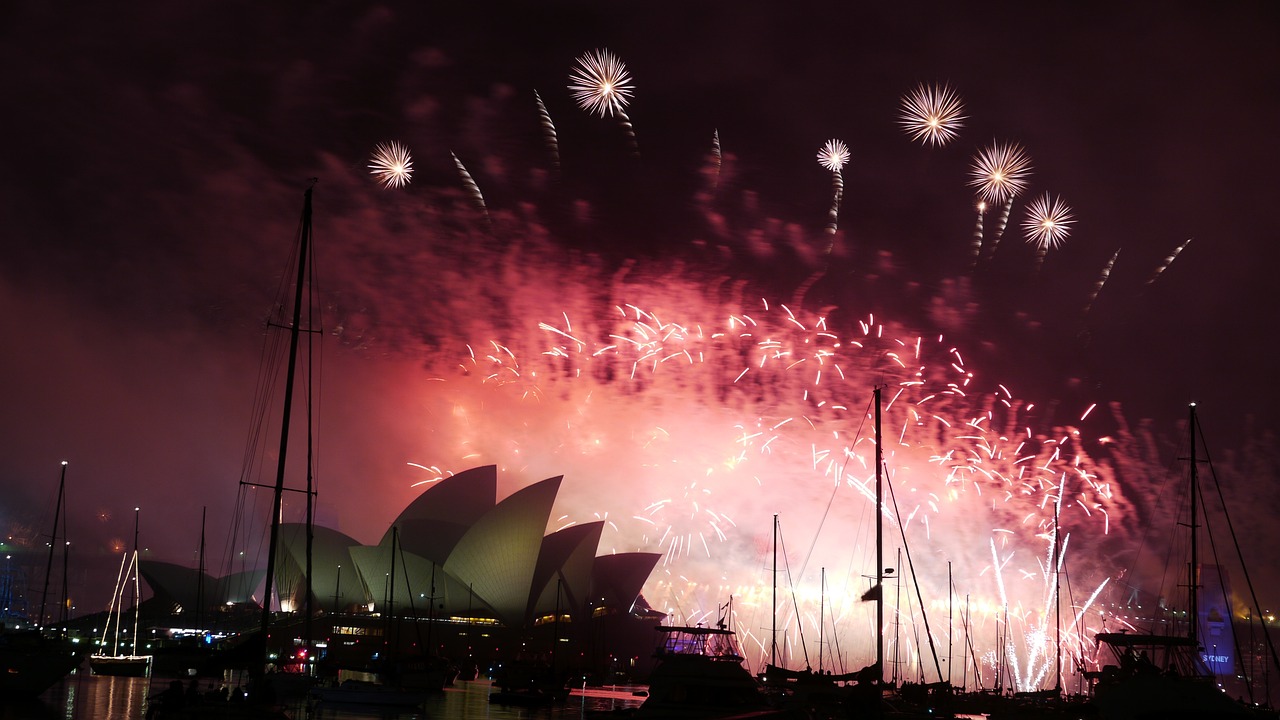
(1089, 403, 1279, 720)
(91, 507, 153, 676)
(311, 527, 436, 707)
(0, 461, 86, 698)
(150, 507, 223, 678)
(758, 515, 861, 716)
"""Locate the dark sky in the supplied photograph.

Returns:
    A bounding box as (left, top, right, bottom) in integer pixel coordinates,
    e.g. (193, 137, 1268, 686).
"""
(2, 1, 1279, 617)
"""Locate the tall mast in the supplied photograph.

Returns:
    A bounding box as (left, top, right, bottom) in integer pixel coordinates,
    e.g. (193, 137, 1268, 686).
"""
(388, 526, 398, 657)
(875, 385, 884, 684)
(258, 185, 313, 676)
(1054, 499, 1061, 693)
(39, 461, 67, 631)
(819, 567, 826, 674)
(59, 497, 69, 631)
(131, 507, 140, 654)
(1188, 402, 1199, 649)
(197, 506, 206, 634)
(947, 561, 953, 687)
(771, 512, 778, 668)
(333, 565, 342, 614)
(305, 368, 315, 667)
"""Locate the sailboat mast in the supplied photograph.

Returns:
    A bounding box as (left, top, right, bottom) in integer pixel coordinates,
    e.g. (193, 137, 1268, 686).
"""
(258, 185, 314, 675)
(1054, 500, 1062, 693)
(819, 567, 825, 674)
(39, 461, 67, 631)
(388, 526, 398, 655)
(131, 507, 140, 655)
(875, 385, 884, 684)
(772, 512, 778, 668)
(305, 388, 315, 666)
(59, 499, 69, 631)
(197, 507, 206, 633)
(947, 561, 953, 687)
(1188, 402, 1199, 650)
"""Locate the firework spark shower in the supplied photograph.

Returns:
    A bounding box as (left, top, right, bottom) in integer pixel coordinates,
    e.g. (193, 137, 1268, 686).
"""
(2, 0, 1279, 695)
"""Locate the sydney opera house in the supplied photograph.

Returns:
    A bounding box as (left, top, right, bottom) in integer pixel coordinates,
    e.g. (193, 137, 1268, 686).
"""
(139, 465, 665, 677)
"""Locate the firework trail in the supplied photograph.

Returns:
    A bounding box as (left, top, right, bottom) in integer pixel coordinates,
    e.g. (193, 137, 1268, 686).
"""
(817, 139, 849, 245)
(533, 90, 561, 179)
(898, 83, 966, 147)
(710, 129, 722, 192)
(368, 141, 414, 189)
(986, 198, 1015, 260)
(1145, 237, 1192, 286)
(1084, 248, 1121, 316)
(569, 48, 639, 157)
(1023, 193, 1074, 273)
(969, 201, 986, 269)
(451, 151, 490, 223)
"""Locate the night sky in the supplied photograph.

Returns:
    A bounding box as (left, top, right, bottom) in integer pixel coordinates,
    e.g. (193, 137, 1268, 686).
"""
(3, 1, 1279, 628)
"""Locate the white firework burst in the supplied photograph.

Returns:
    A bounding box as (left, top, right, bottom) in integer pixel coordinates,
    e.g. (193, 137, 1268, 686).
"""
(1023, 193, 1074, 249)
(969, 141, 1033, 205)
(569, 49, 634, 118)
(817, 139, 850, 172)
(368, 141, 414, 189)
(899, 83, 966, 147)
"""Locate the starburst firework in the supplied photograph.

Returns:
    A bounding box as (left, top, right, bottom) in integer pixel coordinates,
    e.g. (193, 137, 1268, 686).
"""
(899, 83, 966, 147)
(1023, 193, 1073, 274)
(969, 141, 1033, 205)
(817, 139, 850, 172)
(569, 48, 634, 118)
(368, 141, 414, 189)
(1023, 193, 1074, 249)
(817, 140, 849, 239)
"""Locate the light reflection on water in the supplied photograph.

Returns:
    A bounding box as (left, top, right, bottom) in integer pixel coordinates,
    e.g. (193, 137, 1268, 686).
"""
(7, 673, 645, 720)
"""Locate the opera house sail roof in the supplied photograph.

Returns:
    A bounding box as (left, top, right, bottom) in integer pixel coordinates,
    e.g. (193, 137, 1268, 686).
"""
(142, 465, 660, 631)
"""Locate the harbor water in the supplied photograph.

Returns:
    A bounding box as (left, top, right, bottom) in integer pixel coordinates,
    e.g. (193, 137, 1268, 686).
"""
(3, 673, 646, 720)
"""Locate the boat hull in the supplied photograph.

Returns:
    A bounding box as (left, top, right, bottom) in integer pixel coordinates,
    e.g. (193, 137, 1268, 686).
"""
(89, 654, 152, 677)
(0, 638, 84, 698)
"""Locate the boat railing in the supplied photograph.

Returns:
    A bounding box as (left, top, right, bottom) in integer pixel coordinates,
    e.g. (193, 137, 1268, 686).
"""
(654, 626, 744, 661)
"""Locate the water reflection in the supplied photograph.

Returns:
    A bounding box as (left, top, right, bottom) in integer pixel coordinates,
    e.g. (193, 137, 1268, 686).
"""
(5, 673, 645, 720)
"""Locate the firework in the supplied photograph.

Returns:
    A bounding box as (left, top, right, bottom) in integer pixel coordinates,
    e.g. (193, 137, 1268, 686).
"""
(569, 48, 633, 117)
(408, 282, 1129, 689)
(969, 200, 986, 269)
(569, 48, 639, 156)
(368, 141, 414, 189)
(534, 90, 560, 178)
(817, 139, 850, 173)
(987, 198, 1014, 260)
(817, 140, 849, 241)
(451, 152, 489, 223)
(1146, 237, 1192, 286)
(338, 68, 1170, 694)
(969, 141, 1033, 206)
(710, 129, 722, 191)
(1084, 248, 1121, 315)
(1023, 193, 1074, 272)
(1023, 194, 1074, 250)
(898, 83, 966, 147)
